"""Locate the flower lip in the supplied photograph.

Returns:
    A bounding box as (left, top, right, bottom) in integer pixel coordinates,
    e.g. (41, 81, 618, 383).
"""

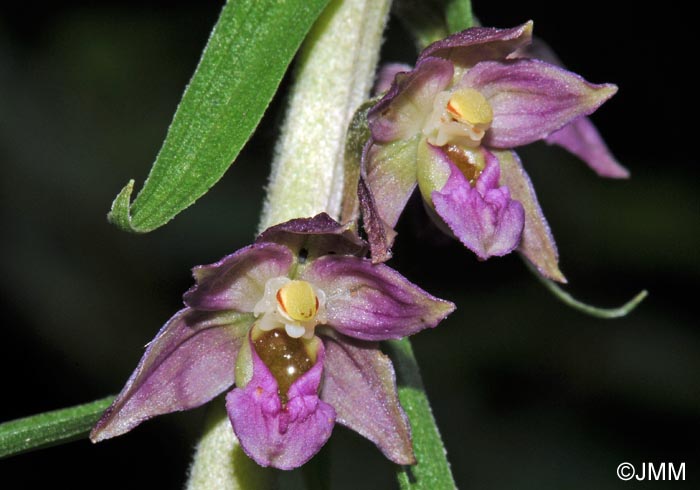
(253, 328, 317, 406)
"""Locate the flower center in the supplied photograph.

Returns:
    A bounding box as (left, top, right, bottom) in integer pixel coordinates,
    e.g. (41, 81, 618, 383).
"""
(446, 88, 493, 127)
(276, 280, 319, 322)
(254, 277, 326, 339)
(424, 88, 493, 148)
(254, 329, 315, 406)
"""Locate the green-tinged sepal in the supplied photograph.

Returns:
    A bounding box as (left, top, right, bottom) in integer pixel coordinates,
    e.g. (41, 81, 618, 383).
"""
(496, 150, 566, 282)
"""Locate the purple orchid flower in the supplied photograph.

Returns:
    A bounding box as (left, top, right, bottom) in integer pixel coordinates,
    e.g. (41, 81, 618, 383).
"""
(361, 21, 620, 282)
(513, 38, 629, 179)
(90, 214, 454, 470)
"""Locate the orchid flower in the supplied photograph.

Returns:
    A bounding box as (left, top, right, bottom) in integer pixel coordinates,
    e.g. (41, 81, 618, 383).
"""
(361, 22, 619, 282)
(513, 38, 630, 179)
(90, 214, 454, 469)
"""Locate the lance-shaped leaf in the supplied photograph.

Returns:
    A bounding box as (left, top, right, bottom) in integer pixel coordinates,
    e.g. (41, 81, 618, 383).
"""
(109, 0, 330, 233)
(0, 397, 114, 459)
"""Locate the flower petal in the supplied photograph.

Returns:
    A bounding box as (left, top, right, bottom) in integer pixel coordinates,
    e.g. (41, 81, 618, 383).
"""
(417, 21, 533, 68)
(374, 62, 412, 96)
(463, 59, 617, 148)
(546, 117, 629, 178)
(320, 331, 414, 465)
(495, 150, 566, 282)
(183, 242, 294, 312)
(431, 147, 525, 259)
(256, 213, 367, 259)
(513, 39, 628, 178)
(226, 335, 335, 469)
(358, 167, 399, 263)
(90, 309, 251, 442)
(301, 255, 454, 340)
(364, 137, 420, 230)
(369, 57, 454, 143)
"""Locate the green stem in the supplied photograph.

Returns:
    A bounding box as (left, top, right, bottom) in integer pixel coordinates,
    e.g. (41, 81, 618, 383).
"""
(0, 396, 114, 459)
(259, 0, 391, 230)
(386, 339, 456, 489)
(187, 1, 391, 488)
(526, 260, 648, 319)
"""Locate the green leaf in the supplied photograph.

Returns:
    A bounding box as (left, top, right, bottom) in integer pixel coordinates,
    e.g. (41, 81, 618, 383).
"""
(0, 396, 114, 459)
(385, 339, 456, 490)
(109, 0, 331, 233)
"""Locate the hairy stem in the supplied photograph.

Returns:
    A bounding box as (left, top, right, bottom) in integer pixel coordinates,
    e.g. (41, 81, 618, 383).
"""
(187, 1, 390, 488)
(259, 0, 391, 230)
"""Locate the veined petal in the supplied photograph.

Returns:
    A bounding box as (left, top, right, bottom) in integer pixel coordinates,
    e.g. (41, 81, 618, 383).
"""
(495, 150, 566, 282)
(320, 331, 414, 465)
(364, 136, 420, 230)
(546, 117, 629, 178)
(256, 213, 367, 259)
(184, 242, 294, 312)
(513, 39, 628, 178)
(369, 57, 454, 143)
(418, 21, 533, 68)
(301, 255, 454, 341)
(90, 309, 251, 442)
(226, 335, 335, 470)
(463, 59, 617, 148)
(431, 148, 525, 259)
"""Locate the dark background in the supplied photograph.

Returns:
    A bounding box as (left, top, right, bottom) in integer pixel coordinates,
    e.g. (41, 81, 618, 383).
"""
(1, 1, 697, 488)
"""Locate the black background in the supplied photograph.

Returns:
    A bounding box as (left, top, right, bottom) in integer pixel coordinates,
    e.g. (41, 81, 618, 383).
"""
(1, 1, 697, 488)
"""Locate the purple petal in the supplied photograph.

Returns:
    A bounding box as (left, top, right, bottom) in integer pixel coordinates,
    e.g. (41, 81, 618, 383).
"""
(90, 309, 250, 442)
(418, 21, 533, 67)
(368, 57, 453, 143)
(320, 331, 414, 464)
(256, 213, 367, 259)
(183, 243, 294, 312)
(431, 148, 525, 259)
(462, 59, 617, 148)
(301, 255, 454, 341)
(513, 39, 628, 178)
(495, 150, 566, 282)
(226, 335, 335, 469)
(546, 117, 629, 178)
(374, 63, 413, 96)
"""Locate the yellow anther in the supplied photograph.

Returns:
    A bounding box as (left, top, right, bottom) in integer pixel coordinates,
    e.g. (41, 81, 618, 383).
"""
(276, 280, 319, 322)
(446, 89, 493, 126)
